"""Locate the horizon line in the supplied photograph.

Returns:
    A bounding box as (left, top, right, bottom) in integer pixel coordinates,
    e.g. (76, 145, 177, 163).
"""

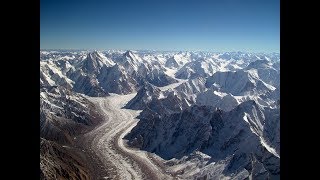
(40, 48, 280, 54)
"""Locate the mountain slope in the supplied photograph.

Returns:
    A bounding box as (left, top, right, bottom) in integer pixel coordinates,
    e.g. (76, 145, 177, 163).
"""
(206, 70, 275, 96)
(125, 101, 280, 179)
(40, 84, 104, 179)
(40, 138, 91, 180)
(246, 60, 280, 88)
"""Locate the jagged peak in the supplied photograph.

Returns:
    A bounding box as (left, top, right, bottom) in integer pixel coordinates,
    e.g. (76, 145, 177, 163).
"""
(84, 51, 105, 66)
(123, 50, 138, 59)
(85, 51, 115, 68)
(88, 50, 102, 58)
(124, 50, 133, 56)
(122, 50, 143, 64)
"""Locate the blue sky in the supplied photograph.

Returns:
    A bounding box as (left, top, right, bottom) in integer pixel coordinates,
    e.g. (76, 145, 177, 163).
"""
(40, 0, 279, 52)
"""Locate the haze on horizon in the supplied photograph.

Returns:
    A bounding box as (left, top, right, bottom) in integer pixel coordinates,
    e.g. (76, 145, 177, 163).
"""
(40, 0, 279, 53)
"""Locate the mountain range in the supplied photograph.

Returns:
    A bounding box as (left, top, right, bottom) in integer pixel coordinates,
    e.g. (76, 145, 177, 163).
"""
(40, 50, 280, 179)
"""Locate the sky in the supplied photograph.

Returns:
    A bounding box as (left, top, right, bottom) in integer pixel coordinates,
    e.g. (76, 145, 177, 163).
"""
(40, 0, 279, 52)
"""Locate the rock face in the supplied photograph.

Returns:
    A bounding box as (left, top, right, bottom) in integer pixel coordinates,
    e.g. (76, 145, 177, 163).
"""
(40, 85, 98, 143)
(72, 74, 109, 97)
(196, 90, 239, 112)
(165, 56, 179, 69)
(40, 84, 103, 179)
(125, 82, 162, 110)
(40, 138, 91, 180)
